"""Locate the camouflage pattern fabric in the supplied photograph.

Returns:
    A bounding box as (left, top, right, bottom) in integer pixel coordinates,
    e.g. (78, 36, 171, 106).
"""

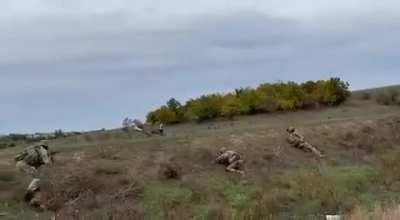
(215, 148, 245, 175)
(287, 127, 324, 158)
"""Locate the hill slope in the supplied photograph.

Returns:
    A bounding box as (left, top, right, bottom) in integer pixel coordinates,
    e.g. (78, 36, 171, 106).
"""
(0, 89, 400, 219)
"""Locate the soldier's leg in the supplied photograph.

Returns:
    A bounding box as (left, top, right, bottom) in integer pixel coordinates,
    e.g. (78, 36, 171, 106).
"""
(228, 154, 241, 164)
(29, 192, 43, 209)
(133, 126, 143, 132)
(143, 129, 152, 137)
(298, 142, 311, 152)
(304, 142, 324, 158)
(27, 178, 41, 192)
(16, 161, 37, 176)
(25, 178, 43, 209)
(226, 160, 244, 175)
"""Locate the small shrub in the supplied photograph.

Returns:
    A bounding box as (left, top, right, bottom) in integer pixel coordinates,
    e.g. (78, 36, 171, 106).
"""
(159, 162, 181, 180)
(343, 131, 356, 141)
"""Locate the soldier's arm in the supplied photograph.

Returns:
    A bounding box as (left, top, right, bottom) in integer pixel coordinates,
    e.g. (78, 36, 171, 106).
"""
(215, 154, 227, 163)
(226, 160, 245, 175)
(133, 125, 143, 132)
(38, 147, 51, 165)
(294, 132, 305, 142)
(287, 135, 297, 144)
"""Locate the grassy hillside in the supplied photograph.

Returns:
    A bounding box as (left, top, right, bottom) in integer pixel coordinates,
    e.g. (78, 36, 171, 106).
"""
(0, 87, 400, 219)
(352, 85, 400, 100)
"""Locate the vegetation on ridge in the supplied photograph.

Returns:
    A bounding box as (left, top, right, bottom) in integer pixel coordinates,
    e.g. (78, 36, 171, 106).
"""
(147, 77, 350, 124)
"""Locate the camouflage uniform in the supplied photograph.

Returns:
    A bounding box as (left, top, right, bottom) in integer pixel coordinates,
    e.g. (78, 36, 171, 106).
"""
(24, 178, 43, 209)
(133, 124, 144, 132)
(151, 123, 164, 135)
(215, 148, 244, 175)
(15, 144, 51, 176)
(136, 123, 164, 136)
(158, 123, 164, 135)
(15, 144, 51, 208)
(286, 127, 324, 158)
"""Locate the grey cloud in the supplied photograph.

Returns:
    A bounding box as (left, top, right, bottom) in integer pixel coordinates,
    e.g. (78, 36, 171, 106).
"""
(0, 5, 399, 133)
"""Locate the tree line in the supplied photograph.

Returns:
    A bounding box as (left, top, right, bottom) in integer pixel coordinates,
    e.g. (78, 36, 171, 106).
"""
(146, 77, 350, 124)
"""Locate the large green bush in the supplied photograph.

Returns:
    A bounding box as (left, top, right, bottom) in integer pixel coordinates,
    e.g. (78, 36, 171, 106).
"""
(314, 77, 351, 106)
(147, 98, 187, 124)
(146, 77, 350, 124)
(186, 94, 224, 122)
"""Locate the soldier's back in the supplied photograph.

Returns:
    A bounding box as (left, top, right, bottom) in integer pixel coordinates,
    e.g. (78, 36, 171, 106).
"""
(22, 145, 45, 167)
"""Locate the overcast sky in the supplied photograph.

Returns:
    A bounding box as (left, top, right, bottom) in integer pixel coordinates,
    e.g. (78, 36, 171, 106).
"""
(1, 0, 399, 133)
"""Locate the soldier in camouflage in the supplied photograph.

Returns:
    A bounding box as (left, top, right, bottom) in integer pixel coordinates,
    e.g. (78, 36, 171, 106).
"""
(151, 123, 164, 135)
(286, 127, 324, 158)
(24, 178, 43, 209)
(15, 142, 52, 209)
(133, 120, 164, 136)
(15, 143, 52, 176)
(215, 147, 244, 175)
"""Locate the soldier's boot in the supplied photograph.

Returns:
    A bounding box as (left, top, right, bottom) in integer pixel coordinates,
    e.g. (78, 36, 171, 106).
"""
(226, 160, 245, 175)
(16, 161, 37, 176)
(29, 192, 43, 209)
(311, 147, 324, 158)
(304, 143, 324, 158)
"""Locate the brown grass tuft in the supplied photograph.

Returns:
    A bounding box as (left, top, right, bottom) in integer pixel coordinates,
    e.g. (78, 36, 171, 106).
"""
(159, 162, 181, 180)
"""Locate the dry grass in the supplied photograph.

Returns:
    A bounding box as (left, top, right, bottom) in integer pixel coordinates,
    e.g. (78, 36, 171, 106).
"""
(349, 205, 400, 220)
(37, 157, 144, 219)
(0, 89, 400, 218)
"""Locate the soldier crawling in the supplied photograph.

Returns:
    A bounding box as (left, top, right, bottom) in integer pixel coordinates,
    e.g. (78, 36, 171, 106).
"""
(286, 127, 324, 158)
(133, 120, 164, 136)
(14, 142, 52, 208)
(15, 143, 52, 176)
(214, 147, 244, 175)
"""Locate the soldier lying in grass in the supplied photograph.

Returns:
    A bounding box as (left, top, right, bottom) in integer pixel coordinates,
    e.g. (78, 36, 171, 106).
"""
(133, 120, 164, 136)
(214, 147, 245, 175)
(286, 126, 324, 158)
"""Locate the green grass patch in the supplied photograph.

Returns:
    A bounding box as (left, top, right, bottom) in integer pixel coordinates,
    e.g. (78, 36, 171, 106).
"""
(94, 165, 124, 176)
(0, 142, 16, 150)
(0, 201, 20, 220)
(223, 182, 260, 211)
(269, 166, 379, 215)
(0, 171, 16, 183)
(143, 181, 193, 219)
(0, 201, 54, 220)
